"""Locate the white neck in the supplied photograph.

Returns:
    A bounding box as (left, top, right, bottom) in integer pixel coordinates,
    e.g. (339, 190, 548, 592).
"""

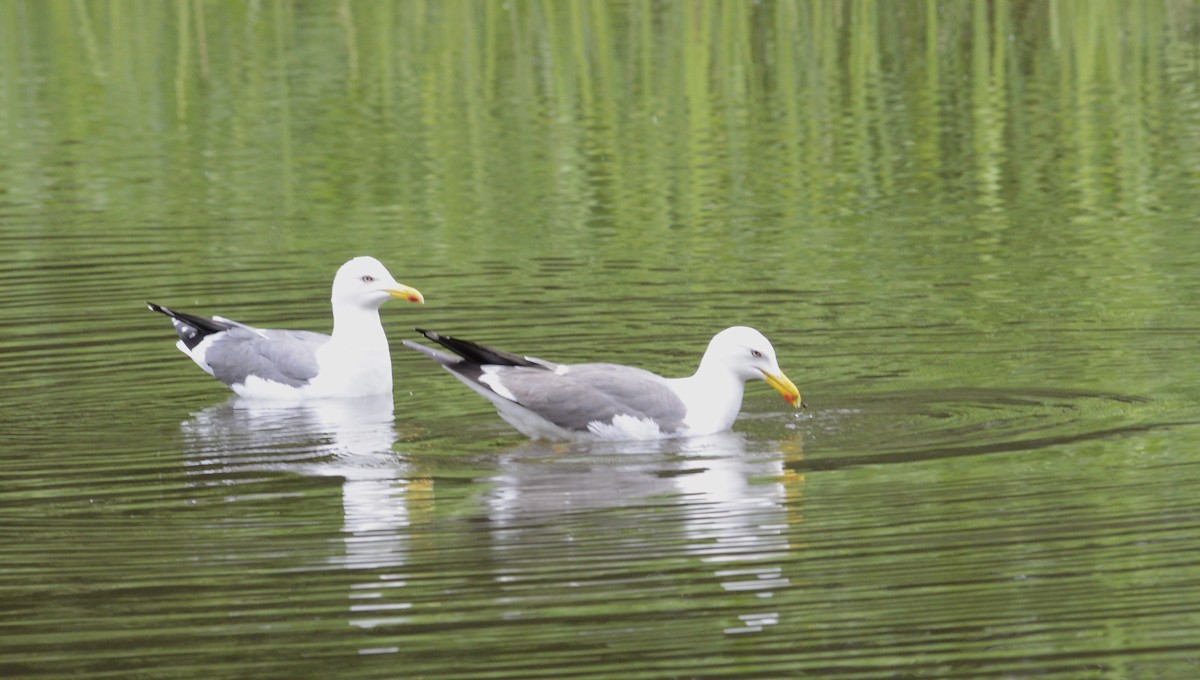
(670, 363, 746, 436)
(310, 303, 393, 396)
(331, 304, 388, 347)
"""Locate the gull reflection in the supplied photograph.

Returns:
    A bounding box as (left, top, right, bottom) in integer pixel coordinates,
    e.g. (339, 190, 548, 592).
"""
(483, 430, 804, 635)
(181, 395, 401, 477)
(179, 395, 414, 630)
(670, 434, 799, 635)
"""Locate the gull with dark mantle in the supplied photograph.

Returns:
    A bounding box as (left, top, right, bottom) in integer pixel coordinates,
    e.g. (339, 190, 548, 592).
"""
(403, 326, 802, 441)
(148, 256, 424, 399)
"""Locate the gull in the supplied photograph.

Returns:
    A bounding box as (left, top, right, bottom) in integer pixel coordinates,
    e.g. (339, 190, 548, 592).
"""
(404, 326, 802, 441)
(148, 256, 423, 399)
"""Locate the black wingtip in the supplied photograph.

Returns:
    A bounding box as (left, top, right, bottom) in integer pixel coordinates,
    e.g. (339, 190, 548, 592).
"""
(411, 329, 543, 368)
(147, 303, 235, 349)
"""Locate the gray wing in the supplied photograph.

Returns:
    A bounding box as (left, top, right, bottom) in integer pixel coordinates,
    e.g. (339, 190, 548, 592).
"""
(493, 362, 687, 433)
(204, 327, 329, 388)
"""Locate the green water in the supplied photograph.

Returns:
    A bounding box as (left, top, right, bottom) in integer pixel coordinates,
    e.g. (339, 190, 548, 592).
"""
(3, 1, 1200, 677)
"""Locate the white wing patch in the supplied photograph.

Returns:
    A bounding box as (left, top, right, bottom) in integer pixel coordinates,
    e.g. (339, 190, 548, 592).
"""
(178, 335, 218, 377)
(586, 414, 669, 441)
(480, 367, 517, 401)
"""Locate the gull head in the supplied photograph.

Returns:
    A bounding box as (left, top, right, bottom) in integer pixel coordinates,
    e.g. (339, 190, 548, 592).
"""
(703, 326, 803, 408)
(331, 256, 424, 311)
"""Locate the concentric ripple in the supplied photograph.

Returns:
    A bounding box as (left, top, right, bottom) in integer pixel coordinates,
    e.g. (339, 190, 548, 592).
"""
(791, 387, 1167, 470)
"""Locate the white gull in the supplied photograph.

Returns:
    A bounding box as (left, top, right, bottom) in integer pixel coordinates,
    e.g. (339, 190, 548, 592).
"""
(149, 256, 424, 400)
(403, 326, 803, 441)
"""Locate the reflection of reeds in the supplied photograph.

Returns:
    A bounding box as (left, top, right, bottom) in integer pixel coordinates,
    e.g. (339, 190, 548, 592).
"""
(1, 1, 1194, 229)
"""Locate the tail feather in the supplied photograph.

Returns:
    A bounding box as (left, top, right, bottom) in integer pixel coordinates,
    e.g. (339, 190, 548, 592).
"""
(401, 339, 461, 366)
(412, 329, 543, 368)
(147, 302, 233, 350)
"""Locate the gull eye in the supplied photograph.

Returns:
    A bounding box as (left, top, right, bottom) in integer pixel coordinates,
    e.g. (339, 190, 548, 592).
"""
(361, 275, 375, 283)
(751, 349, 763, 358)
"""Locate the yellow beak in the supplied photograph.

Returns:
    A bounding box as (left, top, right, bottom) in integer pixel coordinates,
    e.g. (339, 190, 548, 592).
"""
(762, 370, 803, 409)
(388, 284, 425, 304)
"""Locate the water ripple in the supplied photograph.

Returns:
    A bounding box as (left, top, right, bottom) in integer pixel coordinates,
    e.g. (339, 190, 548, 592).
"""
(794, 387, 1167, 470)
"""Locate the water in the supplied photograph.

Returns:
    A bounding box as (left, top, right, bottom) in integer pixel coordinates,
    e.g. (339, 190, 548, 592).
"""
(4, 1, 1200, 677)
